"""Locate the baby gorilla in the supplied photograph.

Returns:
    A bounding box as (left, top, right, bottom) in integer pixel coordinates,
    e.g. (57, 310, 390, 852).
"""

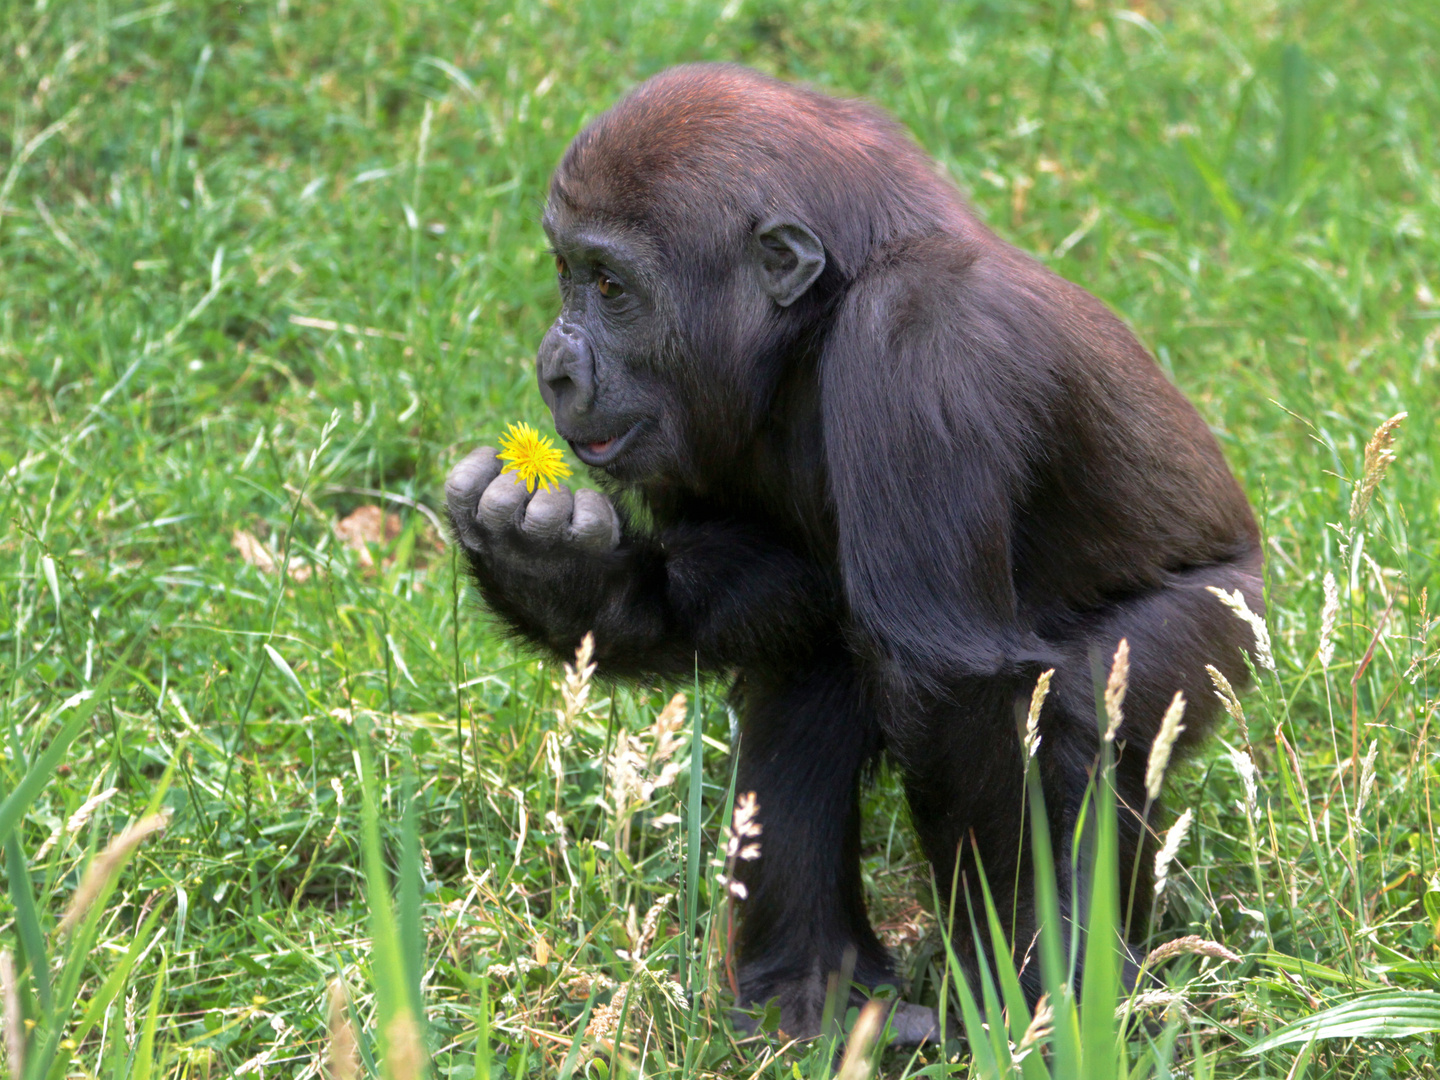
(446, 64, 1262, 1045)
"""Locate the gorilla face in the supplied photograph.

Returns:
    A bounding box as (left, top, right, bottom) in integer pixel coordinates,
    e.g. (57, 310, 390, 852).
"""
(537, 213, 678, 483)
(537, 200, 828, 488)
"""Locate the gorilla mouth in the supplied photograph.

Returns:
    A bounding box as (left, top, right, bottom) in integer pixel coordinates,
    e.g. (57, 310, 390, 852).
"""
(568, 421, 643, 467)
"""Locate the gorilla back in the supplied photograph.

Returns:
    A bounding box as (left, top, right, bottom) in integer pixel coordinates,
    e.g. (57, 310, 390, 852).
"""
(445, 64, 1263, 1045)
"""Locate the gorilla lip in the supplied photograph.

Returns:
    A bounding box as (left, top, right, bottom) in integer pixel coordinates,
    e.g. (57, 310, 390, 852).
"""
(568, 421, 642, 467)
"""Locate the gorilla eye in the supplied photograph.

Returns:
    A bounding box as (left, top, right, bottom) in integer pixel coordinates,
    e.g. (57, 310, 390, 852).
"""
(555, 254, 570, 278)
(597, 273, 624, 298)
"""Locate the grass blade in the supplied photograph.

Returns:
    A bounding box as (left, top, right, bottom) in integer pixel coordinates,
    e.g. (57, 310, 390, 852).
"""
(1247, 990, 1440, 1052)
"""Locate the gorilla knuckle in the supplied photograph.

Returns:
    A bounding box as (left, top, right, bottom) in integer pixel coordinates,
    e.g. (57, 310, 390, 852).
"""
(570, 489, 620, 552)
(477, 472, 530, 533)
(444, 446, 501, 506)
(521, 487, 574, 542)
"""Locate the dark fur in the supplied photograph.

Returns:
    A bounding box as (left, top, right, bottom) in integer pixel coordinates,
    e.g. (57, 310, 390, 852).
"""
(447, 64, 1262, 1039)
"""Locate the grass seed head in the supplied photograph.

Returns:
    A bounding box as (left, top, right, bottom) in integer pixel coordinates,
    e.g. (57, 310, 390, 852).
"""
(1205, 664, 1250, 746)
(1318, 570, 1340, 669)
(1, 950, 22, 1079)
(1153, 807, 1193, 897)
(383, 1010, 424, 1080)
(1228, 746, 1260, 822)
(1145, 690, 1187, 800)
(835, 999, 886, 1080)
(1103, 639, 1129, 742)
(326, 979, 359, 1080)
(1206, 586, 1275, 672)
(1357, 739, 1379, 817)
(57, 810, 172, 936)
(1144, 935, 1242, 966)
(1349, 411, 1407, 523)
(1024, 668, 1053, 761)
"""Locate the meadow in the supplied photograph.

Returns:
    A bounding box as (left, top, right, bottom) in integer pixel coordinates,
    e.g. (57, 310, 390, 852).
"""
(1, 0, 1437, 1076)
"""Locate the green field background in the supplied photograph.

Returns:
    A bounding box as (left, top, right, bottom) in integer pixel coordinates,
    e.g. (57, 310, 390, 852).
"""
(1, 1, 1437, 1076)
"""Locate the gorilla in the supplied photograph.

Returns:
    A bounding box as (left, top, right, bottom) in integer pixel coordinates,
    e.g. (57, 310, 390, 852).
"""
(445, 64, 1262, 1045)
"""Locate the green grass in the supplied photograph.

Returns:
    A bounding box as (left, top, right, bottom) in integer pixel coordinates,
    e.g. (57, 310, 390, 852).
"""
(1, 0, 1438, 1076)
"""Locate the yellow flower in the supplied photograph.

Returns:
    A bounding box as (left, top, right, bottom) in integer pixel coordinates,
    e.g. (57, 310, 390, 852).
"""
(497, 421, 572, 493)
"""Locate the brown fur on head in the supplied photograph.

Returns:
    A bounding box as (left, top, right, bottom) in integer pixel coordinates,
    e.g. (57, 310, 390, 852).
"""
(548, 64, 968, 278)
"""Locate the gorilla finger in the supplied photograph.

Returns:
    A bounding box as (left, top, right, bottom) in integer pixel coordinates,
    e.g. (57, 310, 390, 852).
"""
(445, 446, 502, 507)
(570, 489, 621, 553)
(478, 471, 532, 533)
(522, 487, 574, 542)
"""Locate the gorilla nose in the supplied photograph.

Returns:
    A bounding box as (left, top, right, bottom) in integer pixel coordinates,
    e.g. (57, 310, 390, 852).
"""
(537, 323, 595, 417)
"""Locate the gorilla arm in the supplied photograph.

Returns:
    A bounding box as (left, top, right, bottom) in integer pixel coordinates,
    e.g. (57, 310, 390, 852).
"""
(821, 242, 1063, 698)
(445, 447, 836, 677)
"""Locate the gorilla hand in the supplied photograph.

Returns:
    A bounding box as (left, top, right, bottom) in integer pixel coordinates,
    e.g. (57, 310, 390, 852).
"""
(445, 446, 621, 558)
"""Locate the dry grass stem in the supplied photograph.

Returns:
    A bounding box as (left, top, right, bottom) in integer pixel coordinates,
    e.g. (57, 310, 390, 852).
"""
(1103, 639, 1129, 742)
(1318, 570, 1340, 669)
(1153, 807, 1194, 897)
(326, 979, 359, 1080)
(1024, 668, 1054, 760)
(57, 810, 172, 935)
(1145, 691, 1187, 800)
(1349, 411, 1407, 523)
(1206, 587, 1275, 672)
(1143, 935, 1242, 966)
(835, 999, 886, 1080)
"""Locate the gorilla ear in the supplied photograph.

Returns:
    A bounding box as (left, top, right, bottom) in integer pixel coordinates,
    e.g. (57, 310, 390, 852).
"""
(753, 218, 826, 307)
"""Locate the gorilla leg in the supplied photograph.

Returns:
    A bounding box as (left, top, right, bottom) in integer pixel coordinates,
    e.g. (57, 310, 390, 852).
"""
(892, 680, 1039, 997)
(893, 554, 1263, 1004)
(1038, 553, 1265, 939)
(731, 659, 893, 1039)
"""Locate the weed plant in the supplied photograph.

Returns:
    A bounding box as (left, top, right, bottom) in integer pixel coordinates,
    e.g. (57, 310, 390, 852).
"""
(1, 0, 1437, 1076)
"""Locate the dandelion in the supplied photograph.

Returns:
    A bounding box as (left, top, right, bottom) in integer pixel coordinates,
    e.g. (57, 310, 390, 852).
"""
(1153, 807, 1193, 897)
(1206, 664, 1250, 749)
(1318, 571, 1340, 669)
(497, 420, 572, 493)
(1145, 691, 1187, 801)
(1206, 587, 1275, 672)
(1103, 639, 1129, 742)
(1023, 668, 1054, 761)
(1349, 411, 1407, 523)
(1227, 746, 1259, 822)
